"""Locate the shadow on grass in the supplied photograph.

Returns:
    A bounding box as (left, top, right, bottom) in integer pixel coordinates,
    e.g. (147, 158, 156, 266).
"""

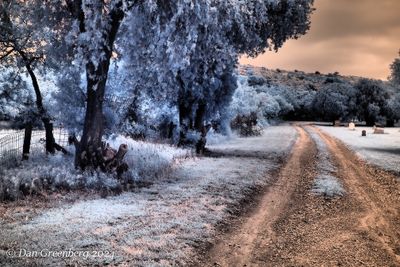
(204, 148, 281, 161)
(366, 147, 400, 156)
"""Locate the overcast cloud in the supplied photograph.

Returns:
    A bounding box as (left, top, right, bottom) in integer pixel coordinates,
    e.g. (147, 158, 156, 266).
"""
(240, 0, 400, 80)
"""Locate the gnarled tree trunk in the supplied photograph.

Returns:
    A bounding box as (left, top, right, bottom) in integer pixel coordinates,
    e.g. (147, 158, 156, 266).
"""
(74, 1, 126, 170)
(75, 60, 108, 169)
(176, 72, 211, 154)
(194, 101, 207, 154)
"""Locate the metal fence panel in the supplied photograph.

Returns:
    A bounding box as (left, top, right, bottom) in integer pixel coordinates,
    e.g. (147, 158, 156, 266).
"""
(0, 128, 69, 167)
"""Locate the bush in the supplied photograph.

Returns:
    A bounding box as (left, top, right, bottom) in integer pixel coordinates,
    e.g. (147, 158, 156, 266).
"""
(354, 79, 390, 126)
(0, 136, 190, 201)
(312, 82, 357, 122)
(228, 75, 297, 136)
(324, 76, 341, 84)
(385, 93, 400, 125)
(231, 113, 263, 137)
(247, 75, 268, 87)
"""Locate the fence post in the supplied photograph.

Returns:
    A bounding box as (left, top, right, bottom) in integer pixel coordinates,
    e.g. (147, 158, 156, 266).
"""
(22, 123, 33, 160)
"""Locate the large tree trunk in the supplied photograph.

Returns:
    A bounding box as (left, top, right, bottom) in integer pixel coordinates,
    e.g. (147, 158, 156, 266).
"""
(177, 99, 193, 147)
(177, 72, 192, 147)
(74, 1, 125, 170)
(75, 61, 108, 169)
(194, 101, 207, 154)
(177, 95, 209, 153)
(176, 72, 210, 153)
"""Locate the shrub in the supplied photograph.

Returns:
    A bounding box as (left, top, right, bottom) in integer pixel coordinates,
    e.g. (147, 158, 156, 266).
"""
(230, 113, 263, 137)
(354, 79, 390, 126)
(247, 75, 268, 87)
(0, 136, 190, 201)
(312, 82, 357, 122)
(228, 75, 297, 136)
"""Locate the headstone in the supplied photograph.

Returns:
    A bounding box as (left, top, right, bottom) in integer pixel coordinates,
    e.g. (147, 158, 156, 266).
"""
(348, 122, 355, 131)
(361, 130, 366, 136)
(373, 127, 384, 134)
(334, 120, 341, 127)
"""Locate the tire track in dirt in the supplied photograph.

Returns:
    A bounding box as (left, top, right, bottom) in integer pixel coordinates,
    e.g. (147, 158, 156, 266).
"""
(202, 125, 400, 266)
(312, 126, 400, 264)
(204, 125, 316, 266)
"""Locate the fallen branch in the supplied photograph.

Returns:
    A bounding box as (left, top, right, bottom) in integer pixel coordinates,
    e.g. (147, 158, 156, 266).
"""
(54, 142, 69, 155)
(103, 144, 128, 175)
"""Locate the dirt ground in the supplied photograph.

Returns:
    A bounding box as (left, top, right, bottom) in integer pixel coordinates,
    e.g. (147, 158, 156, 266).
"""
(0, 126, 296, 266)
(203, 125, 400, 267)
(1, 124, 399, 266)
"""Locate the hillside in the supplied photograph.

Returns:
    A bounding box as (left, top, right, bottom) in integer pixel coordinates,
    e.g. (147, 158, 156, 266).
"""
(239, 65, 365, 91)
(232, 65, 399, 126)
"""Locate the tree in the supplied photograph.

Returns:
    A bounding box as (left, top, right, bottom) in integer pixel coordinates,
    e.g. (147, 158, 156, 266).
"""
(176, 0, 314, 152)
(312, 82, 357, 123)
(229, 75, 296, 136)
(32, 0, 313, 169)
(59, 0, 124, 169)
(389, 51, 400, 85)
(0, 68, 31, 121)
(123, 0, 314, 152)
(354, 79, 390, 126)
(0, 0, 66, 155)
(385, 94, 400, 126)
(387, 51, 400, 126)
(120, 1, 238, 151)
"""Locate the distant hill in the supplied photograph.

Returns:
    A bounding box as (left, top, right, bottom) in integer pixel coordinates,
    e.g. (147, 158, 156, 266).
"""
(234, 64, 400, 127)
(239, 65, 366, 91)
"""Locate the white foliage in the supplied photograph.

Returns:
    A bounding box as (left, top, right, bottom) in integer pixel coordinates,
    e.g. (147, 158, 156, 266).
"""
(106, 134, 190, 182)
(0, 136, 191, 201)
(229, 75, 295, 126)
(206, 128, 235, 145)
(119, 0, 313, 144)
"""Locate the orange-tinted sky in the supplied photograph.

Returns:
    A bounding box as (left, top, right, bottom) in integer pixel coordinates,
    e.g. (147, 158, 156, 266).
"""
(240, 0, 400, 80)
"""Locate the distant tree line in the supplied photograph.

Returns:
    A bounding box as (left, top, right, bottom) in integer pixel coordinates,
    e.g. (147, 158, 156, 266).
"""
(228, 54, 400, 135)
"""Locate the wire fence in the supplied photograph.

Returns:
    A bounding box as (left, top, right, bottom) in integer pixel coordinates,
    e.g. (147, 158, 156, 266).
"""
(0, 128, 69, 167)
(0, 129, 19, 139)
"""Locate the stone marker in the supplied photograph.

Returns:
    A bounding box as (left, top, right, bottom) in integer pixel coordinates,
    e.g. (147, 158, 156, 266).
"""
(362, 130, 366, 136)
(348, 122, 355, 131)
(334, 120, 341, 127)
(373, 127, 384, 134)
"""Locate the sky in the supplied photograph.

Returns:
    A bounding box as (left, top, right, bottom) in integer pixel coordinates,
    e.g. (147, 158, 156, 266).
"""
(240, 0, 400, 80)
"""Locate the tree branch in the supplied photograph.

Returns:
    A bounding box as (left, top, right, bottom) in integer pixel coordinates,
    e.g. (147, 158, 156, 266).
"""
(65, 0, 86, 33)
(0, 47, 14, 60)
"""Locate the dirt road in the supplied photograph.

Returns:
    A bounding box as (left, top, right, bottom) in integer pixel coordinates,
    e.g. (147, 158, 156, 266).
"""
(204, 125, 400, 266)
